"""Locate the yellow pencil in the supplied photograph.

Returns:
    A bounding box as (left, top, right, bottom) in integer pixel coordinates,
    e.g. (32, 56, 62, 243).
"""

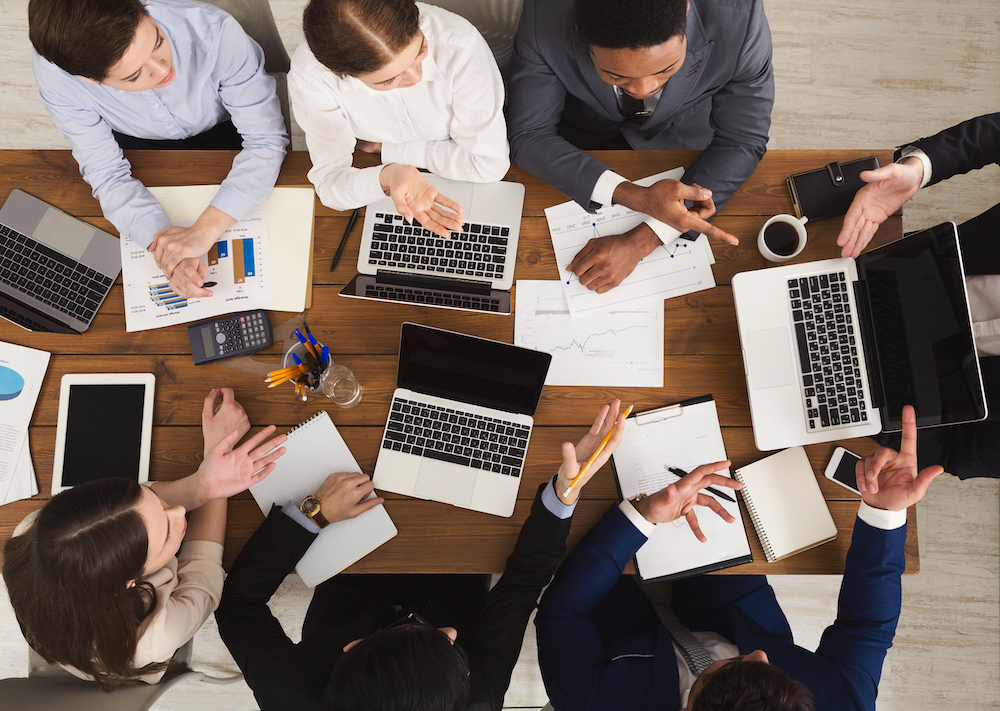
(562, 402, 634, 498)
(266, 365, 303, 379)
(268, 373, 300, 388)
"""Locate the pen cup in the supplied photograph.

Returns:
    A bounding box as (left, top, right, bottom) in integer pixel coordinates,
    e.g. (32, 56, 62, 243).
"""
(282, 342, 321, 393)
(320, 362, 363, 408)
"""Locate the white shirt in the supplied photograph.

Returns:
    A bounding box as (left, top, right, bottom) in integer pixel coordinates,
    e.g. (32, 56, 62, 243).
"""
(287, 3, 510, 211)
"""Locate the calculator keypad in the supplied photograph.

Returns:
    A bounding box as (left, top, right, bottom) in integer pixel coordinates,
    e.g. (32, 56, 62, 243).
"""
(215, 312, 269, 355)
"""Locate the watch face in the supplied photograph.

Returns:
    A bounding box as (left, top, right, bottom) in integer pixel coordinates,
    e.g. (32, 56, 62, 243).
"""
(301, 496, 320, 517)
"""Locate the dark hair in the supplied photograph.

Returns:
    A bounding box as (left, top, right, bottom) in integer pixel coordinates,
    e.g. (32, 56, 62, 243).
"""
(693, 661, 815, 711)
(575, 0, 687, 50)
(3, 478, 165, 690)
(28, 0, 149, 81)
(323, 625, 470, 711)
(303, 0, 421, 77)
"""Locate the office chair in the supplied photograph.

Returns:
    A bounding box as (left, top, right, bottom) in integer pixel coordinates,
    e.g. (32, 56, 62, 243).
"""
(0, 640, 243, 711)
(202, 0, 293, 137)
(422, 0, 525, 75)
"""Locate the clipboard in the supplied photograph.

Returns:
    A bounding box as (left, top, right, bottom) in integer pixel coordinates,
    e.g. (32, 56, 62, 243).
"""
(610, 395, 753, 584)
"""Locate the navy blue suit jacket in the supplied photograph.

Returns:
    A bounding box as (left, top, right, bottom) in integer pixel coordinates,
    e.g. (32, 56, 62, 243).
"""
(535, 505, 906, 711)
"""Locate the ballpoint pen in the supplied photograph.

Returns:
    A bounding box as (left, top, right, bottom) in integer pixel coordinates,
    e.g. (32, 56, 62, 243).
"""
(668, 467, 736, 503)
(563, 402, 634, 498)
(330, 208, 360, 272)
(293, 329, 320, 361)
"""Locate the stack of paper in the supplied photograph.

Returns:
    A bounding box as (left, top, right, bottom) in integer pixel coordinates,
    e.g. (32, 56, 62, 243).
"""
(0, 341, 50, 505)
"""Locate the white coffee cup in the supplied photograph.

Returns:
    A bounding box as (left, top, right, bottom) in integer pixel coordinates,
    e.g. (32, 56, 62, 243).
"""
(757, 214, 808, 262)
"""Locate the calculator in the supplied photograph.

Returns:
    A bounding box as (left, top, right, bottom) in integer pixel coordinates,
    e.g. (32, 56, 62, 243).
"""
(188, 310, 272, 365)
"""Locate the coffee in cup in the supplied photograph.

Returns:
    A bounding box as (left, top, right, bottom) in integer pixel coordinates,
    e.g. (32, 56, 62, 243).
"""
(757, 214, 808, 262)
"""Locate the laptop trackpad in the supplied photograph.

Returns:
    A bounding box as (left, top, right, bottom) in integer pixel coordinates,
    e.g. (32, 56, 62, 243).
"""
(745, 328, 795, 390)
(414, 460, 477, 507)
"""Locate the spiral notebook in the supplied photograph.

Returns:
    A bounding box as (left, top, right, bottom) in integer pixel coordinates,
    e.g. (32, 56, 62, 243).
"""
(733, 447, 837, 563)
(610, 396, 752, 583)
(249, 411, 397, 587)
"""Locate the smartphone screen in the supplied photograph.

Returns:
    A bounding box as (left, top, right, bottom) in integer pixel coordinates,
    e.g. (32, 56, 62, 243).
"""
(831, 450, 862, 493)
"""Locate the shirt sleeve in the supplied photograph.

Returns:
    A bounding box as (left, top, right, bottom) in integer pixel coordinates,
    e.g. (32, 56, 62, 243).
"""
(281, 500, 322, 532)
(541, 475, 578, 519)
(856, 501, 908, 530)
(381, 34, 509, 183)
(897, 146, 934, 189)
(31, 53, 171, 247)
(618, 499, 658, 537)
(209, 17, 288, 222)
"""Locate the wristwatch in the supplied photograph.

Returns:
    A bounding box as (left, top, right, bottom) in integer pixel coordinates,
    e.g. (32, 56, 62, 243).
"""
(299, 494, 329, 528)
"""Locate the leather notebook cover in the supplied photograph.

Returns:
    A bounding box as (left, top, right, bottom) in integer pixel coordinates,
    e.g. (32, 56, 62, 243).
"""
(786, 156, 880, 222)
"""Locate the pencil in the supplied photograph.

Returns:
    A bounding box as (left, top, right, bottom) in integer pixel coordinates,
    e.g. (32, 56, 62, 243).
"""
(562, 402, 634, 498)
(268, 373, 298, 388)
(294, 329, 320, 361)
(266, 365, 303, 379)
(667, 467, 736, 503)
(330, 208, 359, 272)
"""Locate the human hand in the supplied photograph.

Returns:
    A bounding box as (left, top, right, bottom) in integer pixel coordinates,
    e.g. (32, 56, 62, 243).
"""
(837, 159, 923, 258)
(165, 258, 211, 299)
(633, 461, 742, 542)
(150, 225, 218, 278)
(567, 225, 659, 293)
(614, 179, 739, 246)
(314, 471, 385, 523)
(856, 405, 943, 511)
(194, 425, 287, 503)
(379, 164, 464, 239)
(356, 139, 383, 154)
(201, 388, 250, 457)
(556, 399, 626, 505)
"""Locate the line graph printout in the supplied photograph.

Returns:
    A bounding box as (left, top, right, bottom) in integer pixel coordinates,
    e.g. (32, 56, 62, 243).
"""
(545, 168, 716, 319)
(514, 280, 663, 387)
(611, 399, 751, 581)
(122, 211, 272, 332)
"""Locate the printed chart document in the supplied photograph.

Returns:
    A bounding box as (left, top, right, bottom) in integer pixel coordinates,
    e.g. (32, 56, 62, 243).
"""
(545, 168, 716, 319)
(514, 280, 663, 386)
(611, 396, 752, 582)
(122, 210, 272, 332)
(250, 411, 397, 587)
(0, 342, 49, 504)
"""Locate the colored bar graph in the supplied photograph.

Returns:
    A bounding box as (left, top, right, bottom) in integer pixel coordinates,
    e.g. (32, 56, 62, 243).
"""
(208, 243, 219, 266)
(232, 239, 245, 284)
(242, 238, 255, 277)
(216, 241, 229, 259)
(149, 284, 188, 310)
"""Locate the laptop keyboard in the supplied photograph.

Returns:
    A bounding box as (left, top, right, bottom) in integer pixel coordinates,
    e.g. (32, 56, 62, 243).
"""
(368, 212, 511, 280)
(789, 272, 868, 430)
(0, 224, 113, 323)
(381, 397, 531, 477)
(365, 283, 502, 311)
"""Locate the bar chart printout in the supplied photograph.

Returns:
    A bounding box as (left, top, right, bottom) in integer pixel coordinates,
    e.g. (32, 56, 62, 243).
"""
(122, 211, 272, 332)
(514, 280, 664, 387)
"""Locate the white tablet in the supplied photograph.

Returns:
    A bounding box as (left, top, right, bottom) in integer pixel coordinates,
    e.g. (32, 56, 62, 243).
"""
(52, 373, 156, 495)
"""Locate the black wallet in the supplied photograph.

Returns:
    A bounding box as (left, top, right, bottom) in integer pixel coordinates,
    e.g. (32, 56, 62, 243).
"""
(786, 156, 880, 222)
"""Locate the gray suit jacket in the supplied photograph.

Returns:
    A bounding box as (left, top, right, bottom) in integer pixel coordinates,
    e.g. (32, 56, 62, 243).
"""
(507, 0, 774, 214)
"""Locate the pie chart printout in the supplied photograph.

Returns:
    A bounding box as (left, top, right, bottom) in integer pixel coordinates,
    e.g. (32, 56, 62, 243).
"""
(0, 365, 24, 401)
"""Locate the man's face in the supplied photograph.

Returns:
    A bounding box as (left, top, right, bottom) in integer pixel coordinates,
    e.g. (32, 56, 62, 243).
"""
(588, 34, 687, 101)
(87, 15, 175, 91)
(683, 649, 770, 709)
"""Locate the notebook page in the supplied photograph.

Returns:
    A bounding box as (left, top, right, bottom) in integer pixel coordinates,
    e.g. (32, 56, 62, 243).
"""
(250, 411, 397, 587)
(148, 185, 315, 311)
(735, 447, 836, 561)
(611, 400, 751, 581)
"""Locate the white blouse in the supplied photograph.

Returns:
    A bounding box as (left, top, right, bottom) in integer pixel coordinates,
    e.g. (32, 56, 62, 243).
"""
(287, 2, 510, 211)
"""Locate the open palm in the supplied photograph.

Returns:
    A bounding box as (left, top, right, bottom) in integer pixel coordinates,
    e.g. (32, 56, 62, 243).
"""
(837, 162, 923, 258)
(857, 405, 943, 511)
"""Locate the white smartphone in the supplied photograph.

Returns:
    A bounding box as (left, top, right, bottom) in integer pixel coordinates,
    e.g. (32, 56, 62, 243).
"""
(824, 446, 862, 494)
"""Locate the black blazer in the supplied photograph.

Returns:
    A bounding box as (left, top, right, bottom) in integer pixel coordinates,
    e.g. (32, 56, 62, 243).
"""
(215, 482, 573, 711)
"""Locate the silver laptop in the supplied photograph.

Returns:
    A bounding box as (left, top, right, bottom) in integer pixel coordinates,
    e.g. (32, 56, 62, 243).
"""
(373, 323, 551, 517)
(0, 190, 121, 333)
(340, 175, 524, 314)
(733, 222, 988, 451)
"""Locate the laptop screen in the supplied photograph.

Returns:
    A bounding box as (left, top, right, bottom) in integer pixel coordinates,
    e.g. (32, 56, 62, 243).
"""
(858, 222, 987, 430)
(397, 323, 551, 415)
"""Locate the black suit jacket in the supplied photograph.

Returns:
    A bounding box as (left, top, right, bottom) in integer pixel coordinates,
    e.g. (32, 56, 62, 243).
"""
(215, 482, 572, 711)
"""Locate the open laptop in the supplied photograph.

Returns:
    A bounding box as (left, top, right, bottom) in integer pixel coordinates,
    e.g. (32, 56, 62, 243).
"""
(733, 222, 988, 451)
(373, 323, 552, 517)
(0, 190, 121, 333)
(340, 175, 524, 314)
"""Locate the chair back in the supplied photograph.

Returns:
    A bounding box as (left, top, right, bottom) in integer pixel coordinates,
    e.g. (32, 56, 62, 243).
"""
(421, 0, 525, 74)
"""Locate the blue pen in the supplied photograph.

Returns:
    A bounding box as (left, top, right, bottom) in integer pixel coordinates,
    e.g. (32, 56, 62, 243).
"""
(293, 329, 308, 346)
(321, 345, 330, 364)
(308, 332, 320, 350)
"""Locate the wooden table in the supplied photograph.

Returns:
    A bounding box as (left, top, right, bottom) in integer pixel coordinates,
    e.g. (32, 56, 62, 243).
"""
(0, 149, 917, 575)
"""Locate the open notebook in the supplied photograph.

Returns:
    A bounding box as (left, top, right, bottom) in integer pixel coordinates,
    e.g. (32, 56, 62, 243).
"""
(250, 411, 397, 587)
(733, 447, 838, 563)
(610, 396, 752, 583)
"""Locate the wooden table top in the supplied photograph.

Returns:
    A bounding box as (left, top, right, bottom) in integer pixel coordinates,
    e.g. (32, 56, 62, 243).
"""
(0, 148, 917, 575)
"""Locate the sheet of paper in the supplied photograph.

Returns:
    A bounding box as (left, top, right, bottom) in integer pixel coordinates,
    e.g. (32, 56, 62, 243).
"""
(545, 168, 716, 319)
(612, 400, 751, 580)
(122, 210, 272, 332)
(0, 342, 49, 503)
(3, 437, 38, 505)
(514, 280, 663, 386)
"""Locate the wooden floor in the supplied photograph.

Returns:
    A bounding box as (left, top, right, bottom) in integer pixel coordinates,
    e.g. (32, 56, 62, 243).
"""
(0, 0, 997, 708)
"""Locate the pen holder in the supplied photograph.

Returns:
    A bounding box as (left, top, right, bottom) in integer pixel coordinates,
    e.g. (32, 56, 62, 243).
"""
(282, 342, 323, 394)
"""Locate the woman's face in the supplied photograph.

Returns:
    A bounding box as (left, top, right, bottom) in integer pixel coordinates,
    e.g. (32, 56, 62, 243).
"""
(135, 486, 186, 576)
(86, 15, 175, 92)
(356, 33, 428, 91)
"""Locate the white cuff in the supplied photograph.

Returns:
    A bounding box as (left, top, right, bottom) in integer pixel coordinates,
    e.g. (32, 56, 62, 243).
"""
(857, 501, 908, 530)
(897, 146, 933, 189)
(542, 476, 578, 519)
(644, 216, 683, 245)
(619, 499, 657, 537)
(281, 500, 322, 533)
(591, 170, 629, 208)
